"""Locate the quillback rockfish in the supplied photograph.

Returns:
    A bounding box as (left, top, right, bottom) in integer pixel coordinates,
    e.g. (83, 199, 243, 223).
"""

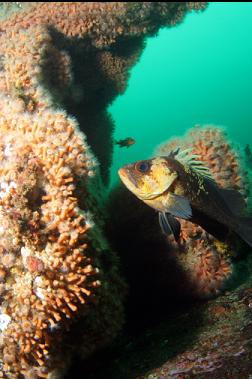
(118, 148, 252, 246)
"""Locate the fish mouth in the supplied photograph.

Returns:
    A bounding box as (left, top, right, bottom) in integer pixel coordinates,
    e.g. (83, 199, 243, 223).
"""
(118, 168, 128, 183)
(118, 167, 126, 179)
(118, 167, 139, 188)
(118, 167, 165, 200)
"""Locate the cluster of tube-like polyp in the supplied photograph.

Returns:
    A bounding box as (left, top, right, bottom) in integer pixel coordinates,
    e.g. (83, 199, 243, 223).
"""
(0, 94, 102, 378)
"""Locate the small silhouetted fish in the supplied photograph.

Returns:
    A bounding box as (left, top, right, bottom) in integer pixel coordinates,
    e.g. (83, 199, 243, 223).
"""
(118, 148, 252, 246)
(115, 137, 135, 148)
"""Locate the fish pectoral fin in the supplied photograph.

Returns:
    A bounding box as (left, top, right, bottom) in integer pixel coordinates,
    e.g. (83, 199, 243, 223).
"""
(164, 193, 192, 219)
(167, 214, 181, 241)
(159, 212, 172, 235)
(158, 212, 181, 242)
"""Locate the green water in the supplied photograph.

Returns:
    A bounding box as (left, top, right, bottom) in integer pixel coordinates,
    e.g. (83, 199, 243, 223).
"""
(109, 2, 252, 187)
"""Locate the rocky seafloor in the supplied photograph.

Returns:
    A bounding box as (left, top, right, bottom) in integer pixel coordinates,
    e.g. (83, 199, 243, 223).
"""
(67, 254, 252, 379)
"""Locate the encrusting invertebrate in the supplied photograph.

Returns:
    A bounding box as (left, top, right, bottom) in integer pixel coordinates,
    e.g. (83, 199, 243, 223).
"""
(0, 2, 207, 377)
(0, 95, 101, 377)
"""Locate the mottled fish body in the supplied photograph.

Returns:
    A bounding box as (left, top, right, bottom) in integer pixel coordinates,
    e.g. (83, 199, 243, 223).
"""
(118, 148, 252, 246)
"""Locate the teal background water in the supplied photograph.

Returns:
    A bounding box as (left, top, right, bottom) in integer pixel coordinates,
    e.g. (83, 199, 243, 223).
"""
(109, 2, 252, 188)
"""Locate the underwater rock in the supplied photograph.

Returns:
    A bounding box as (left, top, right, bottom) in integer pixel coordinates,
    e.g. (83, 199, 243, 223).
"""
(94, 255, 252, 379)
(108, 125, 252, 310)
(137, 258, 252, 379)
(0, 94, 126, 379)
(0, 2, 208, 377)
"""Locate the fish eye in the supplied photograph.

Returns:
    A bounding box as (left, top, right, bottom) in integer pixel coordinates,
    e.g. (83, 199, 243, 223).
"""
(135, 161, 150, 173)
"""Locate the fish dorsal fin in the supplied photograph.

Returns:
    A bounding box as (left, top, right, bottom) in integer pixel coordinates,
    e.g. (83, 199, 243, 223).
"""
(168, 147, 213, 180)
